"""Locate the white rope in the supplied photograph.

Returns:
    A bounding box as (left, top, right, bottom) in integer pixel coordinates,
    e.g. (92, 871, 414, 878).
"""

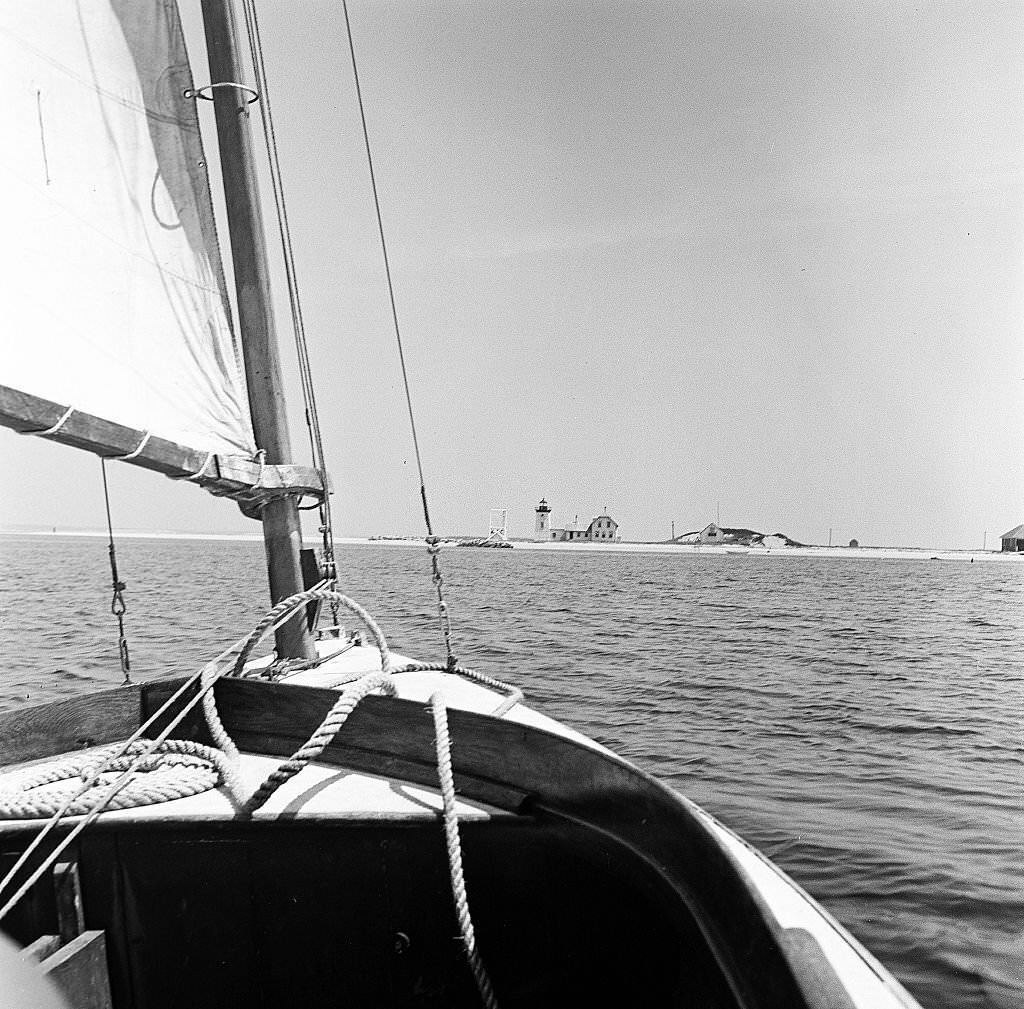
(252, 448, 266, 488)
(107, 431, 152, 462)
(20, 405, 74, 437)
(431, 692, 499, 1009)
(0, 632, 254, 924)
(0, 740, 231, 819)
(0, 587, 505, 1008)
(239, 671, 396, 816)
(224, 589, 502, 1003)
(392, 661, 523, 718)
(169, 450, 215, 482)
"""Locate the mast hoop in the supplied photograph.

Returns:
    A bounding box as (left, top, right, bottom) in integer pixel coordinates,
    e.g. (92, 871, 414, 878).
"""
(183, 82, 260, 104)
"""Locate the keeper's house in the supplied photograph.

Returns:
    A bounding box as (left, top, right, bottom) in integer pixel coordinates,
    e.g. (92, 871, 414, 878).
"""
(1000, 524, 1024, 552)
(534, 499, 619, 542)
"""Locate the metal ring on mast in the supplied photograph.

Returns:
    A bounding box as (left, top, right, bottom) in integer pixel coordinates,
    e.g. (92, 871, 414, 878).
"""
(183, 82, 260, 104)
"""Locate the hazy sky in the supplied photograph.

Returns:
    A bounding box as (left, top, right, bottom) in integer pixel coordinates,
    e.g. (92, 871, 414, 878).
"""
(2, 0, 1021, 548)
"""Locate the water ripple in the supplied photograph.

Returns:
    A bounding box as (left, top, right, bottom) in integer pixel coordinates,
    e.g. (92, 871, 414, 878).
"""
(0, 536, 1021, 1009)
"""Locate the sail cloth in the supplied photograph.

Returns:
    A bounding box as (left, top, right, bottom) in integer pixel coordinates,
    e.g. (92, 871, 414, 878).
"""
(0, 1, 255, 457)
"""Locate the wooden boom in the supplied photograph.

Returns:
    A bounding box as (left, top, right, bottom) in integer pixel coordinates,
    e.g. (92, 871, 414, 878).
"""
(0, 384, 327, 503)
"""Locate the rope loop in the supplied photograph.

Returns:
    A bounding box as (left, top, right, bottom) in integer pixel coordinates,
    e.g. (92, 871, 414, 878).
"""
(391, 661, 523, 717)
(169, 451, 215, 483)
(110, 581, 127, 618)
(0, 583, 506, 1003)
(252, 447, 267, 488)
(229, 586, 501, 1000)
(19, 405, 75, 438)
(231, 587, 392, 679)
(107, 431, 152, 462)
(100, 460, 131, 685)
(231, 587, 397, 816)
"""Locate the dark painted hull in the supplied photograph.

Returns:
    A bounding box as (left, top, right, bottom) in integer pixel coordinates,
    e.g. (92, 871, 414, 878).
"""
(0, 677, 917, 1008)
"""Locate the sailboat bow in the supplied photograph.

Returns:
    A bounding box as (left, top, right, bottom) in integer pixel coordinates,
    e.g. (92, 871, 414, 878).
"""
(0, 651, 917, 1009)
(0, 1, 926, 1007)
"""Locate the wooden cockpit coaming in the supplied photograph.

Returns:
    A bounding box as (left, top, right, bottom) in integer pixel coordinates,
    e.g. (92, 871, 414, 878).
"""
(0, 678, 820, 1007)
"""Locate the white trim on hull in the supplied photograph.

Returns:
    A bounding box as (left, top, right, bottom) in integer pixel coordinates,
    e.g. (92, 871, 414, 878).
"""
(0, 640, 923, 1008)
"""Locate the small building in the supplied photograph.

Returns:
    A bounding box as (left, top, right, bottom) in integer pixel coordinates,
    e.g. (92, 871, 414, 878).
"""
(535, 500, 619, 542)
(1000, 524, 1024, 552)
(697, 523, 725, 544)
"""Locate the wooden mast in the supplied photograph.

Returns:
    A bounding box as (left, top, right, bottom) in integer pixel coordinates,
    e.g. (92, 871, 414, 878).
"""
(201, 0, 315, 660)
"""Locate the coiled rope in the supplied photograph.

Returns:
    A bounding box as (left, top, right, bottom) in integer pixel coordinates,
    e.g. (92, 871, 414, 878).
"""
(0, 627, 261, 923)
(0, 588, 503, 1004)
(0, 740, 232, 819)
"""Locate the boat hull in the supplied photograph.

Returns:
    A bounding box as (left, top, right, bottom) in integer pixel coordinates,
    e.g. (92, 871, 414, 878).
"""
(0, 671, 921, 1008)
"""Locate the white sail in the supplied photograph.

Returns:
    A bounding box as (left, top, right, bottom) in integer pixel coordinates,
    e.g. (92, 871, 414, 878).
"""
(0, 0, 254, 457)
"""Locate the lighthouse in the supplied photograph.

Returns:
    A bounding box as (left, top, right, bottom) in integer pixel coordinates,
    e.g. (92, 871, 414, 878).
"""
(534, 498, 552, 540)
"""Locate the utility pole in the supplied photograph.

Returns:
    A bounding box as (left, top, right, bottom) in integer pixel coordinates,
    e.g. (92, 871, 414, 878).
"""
(201, 0, 315, 659)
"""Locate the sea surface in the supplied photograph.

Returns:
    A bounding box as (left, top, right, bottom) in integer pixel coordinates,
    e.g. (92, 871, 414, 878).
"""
(1, 534, 1021, 1008)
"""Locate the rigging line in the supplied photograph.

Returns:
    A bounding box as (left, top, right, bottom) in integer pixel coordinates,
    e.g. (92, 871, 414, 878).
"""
(340, 0, 457, 669)
(239, 0, 337, 589)
(238, 5, 326, 466)
(0, 675, 241, 922)
(100, 459, 131, 685)
(0, 625, 259, 922)
(0, 596, 315, 921)
(236, 2, 316, 449)
(340, 0, 432, 531)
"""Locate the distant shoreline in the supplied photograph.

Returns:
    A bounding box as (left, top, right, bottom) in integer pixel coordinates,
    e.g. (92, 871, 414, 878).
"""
(0, 528, 1014, 562)
(457, 540, 1012, 562)
(0, 528, 265, 543)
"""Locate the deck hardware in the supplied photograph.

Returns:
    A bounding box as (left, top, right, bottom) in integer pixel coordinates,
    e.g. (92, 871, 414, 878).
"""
(183, 82, 259, 104)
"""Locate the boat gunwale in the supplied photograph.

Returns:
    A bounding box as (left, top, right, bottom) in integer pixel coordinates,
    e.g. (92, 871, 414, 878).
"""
(1, 675, 827, 1008)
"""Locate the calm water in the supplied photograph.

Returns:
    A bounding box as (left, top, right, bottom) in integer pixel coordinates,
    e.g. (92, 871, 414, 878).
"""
(1, 534, 1021, 1008)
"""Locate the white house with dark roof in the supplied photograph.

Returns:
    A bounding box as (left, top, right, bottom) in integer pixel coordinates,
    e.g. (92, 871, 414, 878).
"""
(534, 500, 619, 542)
(999, 524, 1024, 552)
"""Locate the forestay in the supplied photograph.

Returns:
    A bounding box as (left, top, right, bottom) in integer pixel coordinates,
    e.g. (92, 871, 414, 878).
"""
(0, 1, 253, 457)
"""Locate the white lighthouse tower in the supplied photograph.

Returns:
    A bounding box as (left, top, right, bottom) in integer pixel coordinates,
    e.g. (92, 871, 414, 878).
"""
(534, 498, 552, 541)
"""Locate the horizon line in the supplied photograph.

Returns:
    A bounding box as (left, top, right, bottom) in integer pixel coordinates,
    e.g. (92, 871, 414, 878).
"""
(0, 526, 1012, 559)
